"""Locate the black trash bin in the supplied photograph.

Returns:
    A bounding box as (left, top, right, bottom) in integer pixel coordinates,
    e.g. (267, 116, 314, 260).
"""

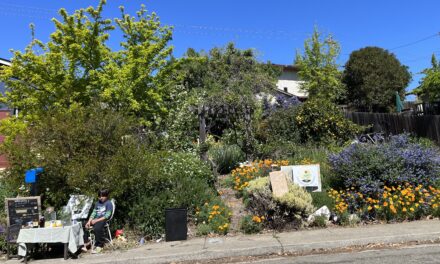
(165, 208, 187, 242)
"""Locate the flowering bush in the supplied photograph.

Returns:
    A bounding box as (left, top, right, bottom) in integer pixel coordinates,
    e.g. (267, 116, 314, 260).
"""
(329, 134, 440, 196)
(245, 177, 314, 230)
(294, 99, 362, 144)
(240, 215, 265, 234)
(195, 198, 232, 235)
(231, 159, 289, 195)
(328, 183, 440, 222)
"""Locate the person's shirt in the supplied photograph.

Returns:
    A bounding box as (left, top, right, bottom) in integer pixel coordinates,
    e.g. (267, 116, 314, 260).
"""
(90, 199, 113, 220)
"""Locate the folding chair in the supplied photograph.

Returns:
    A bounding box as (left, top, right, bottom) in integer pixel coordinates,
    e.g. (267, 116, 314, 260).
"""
(104, 199, 116, 244)
(89, 199, 116, 250)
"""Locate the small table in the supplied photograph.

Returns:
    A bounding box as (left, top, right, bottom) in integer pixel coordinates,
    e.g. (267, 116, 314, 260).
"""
(17, 223, 84, 261)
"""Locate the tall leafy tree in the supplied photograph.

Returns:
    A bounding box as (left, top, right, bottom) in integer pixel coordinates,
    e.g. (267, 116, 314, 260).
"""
(0, 0, 175, 128)
(343, 46, 411, 112)
(413, 54, 440, 102)
(175, 43, 278, 159)
(295, 27, 345, 103)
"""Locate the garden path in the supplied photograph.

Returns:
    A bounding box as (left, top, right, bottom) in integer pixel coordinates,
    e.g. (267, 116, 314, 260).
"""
(218, 175, 246, 232)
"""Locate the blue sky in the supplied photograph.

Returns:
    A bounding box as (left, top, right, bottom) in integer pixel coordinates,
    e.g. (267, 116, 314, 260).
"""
(0, 0, 438, 100)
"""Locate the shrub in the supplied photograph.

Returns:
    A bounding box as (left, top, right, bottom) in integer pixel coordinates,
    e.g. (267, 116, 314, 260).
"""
(310, 215, 327, 228)
(295, 99, 362, 145)
(121, 152, 216, 238)
(196, 224, 212, 236)
(329, 134, 440, 196)
(310, 191, 335, 209)
(245, 177, 314, 230)
(195, 197, 231, 235)
(240, 215, 264, 234)
(256, 105, 300, 144)
(1, 107, 144, 208)
(208, 143, 245, 174)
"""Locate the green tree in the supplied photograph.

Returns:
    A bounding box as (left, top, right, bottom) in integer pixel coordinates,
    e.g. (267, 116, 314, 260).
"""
(343, 46, 411, 112)
(1, 106, 147, 208)
(0, 0, 175, 128)
(295, 27, 345, 103)
(295, 99, 362, 144)
(413, 54, 440, 102)
(173, 43, 279, 158)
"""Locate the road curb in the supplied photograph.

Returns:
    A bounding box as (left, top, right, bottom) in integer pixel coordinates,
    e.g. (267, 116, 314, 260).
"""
(78, 232, 440, 264)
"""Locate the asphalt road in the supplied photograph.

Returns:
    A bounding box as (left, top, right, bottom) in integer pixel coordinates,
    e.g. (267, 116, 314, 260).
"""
(234, 244, 440, 264)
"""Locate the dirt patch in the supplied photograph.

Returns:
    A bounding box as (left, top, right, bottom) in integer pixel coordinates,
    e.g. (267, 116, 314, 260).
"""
(217, 175, 247, 233)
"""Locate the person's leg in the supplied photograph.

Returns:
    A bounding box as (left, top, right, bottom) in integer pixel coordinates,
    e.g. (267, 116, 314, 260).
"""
(83, 228, 90, 244)
(93, 221, 106, 248)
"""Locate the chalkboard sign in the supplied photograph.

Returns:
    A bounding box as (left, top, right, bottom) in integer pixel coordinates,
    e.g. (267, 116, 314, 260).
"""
(5, 196, 41, 227)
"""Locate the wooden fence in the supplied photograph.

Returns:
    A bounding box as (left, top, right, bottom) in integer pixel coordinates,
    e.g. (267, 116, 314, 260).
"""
(344, 112, 440, 143)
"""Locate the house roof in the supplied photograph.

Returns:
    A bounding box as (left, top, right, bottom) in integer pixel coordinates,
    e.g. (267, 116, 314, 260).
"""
(271, 63, 300, 72)
(0, 58, 11, 67)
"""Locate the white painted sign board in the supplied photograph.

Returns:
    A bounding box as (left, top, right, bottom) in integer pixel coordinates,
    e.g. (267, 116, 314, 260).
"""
(281, 164, 322, 192)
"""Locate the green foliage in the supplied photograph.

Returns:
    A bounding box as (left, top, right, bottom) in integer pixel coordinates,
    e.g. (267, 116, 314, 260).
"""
(245, 177, 315, 230)
(274, 184, 315, 214)
(240, 215, 264, 234)
(1, 106, 142, 208)
(176, 43, 279, 155)
(256, 106, 299, 145)
(196, 224, 212, 236)
(310, 215, 327, 228)
(310, 191, 335, 210)
(163, 93, 199, 152)
(295, 99, 363, 145)
(123, 152, 216, 238)
(208, 143, 245, 174)
(295, 27, 345, 103)
(0, 1, 175, 128)
(195, 197, 231, 235)
(413, 54, 440, 102)
(343, 46, 411, 112)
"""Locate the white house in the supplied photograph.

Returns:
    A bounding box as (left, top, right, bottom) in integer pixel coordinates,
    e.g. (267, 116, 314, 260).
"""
(273, 64, 307, 100)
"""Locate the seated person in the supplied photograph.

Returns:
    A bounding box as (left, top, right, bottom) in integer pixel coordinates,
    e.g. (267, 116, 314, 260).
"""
(82, 189, 113, 253)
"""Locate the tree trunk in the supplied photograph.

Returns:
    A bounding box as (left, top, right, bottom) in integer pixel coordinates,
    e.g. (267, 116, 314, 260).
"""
(243, 105, 254, 160)
(198, 105, 208, 161)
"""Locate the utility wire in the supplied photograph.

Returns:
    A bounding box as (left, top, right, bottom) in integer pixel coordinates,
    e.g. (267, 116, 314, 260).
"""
(389, 32, 440, 51)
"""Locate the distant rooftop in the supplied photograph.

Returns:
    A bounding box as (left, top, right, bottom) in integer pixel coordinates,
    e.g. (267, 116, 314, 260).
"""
(271, 63, 300, 71)
(0, 58, 11, 67)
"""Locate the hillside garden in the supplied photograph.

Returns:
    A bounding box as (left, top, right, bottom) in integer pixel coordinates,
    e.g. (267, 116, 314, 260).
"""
(0, 1, 438, 250)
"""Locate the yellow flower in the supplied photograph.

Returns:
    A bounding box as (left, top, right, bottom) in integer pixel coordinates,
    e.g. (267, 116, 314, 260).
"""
(390, 204, 397, 214)
(252, 215, 262, 223)
(367, 206, 373, 211)
(383, 201, 388, 207)
(410, 208, 415, 212)
(402, 207, 407, 212)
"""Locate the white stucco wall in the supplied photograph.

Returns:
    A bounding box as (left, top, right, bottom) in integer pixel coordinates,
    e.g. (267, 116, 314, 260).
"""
(276, 70, 307, 97)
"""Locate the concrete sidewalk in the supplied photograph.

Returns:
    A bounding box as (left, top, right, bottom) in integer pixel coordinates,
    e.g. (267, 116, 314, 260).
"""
(6, 220, 440, 264)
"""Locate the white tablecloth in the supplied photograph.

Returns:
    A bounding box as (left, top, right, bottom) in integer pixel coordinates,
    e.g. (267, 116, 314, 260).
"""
(17, 223, 84, 256)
